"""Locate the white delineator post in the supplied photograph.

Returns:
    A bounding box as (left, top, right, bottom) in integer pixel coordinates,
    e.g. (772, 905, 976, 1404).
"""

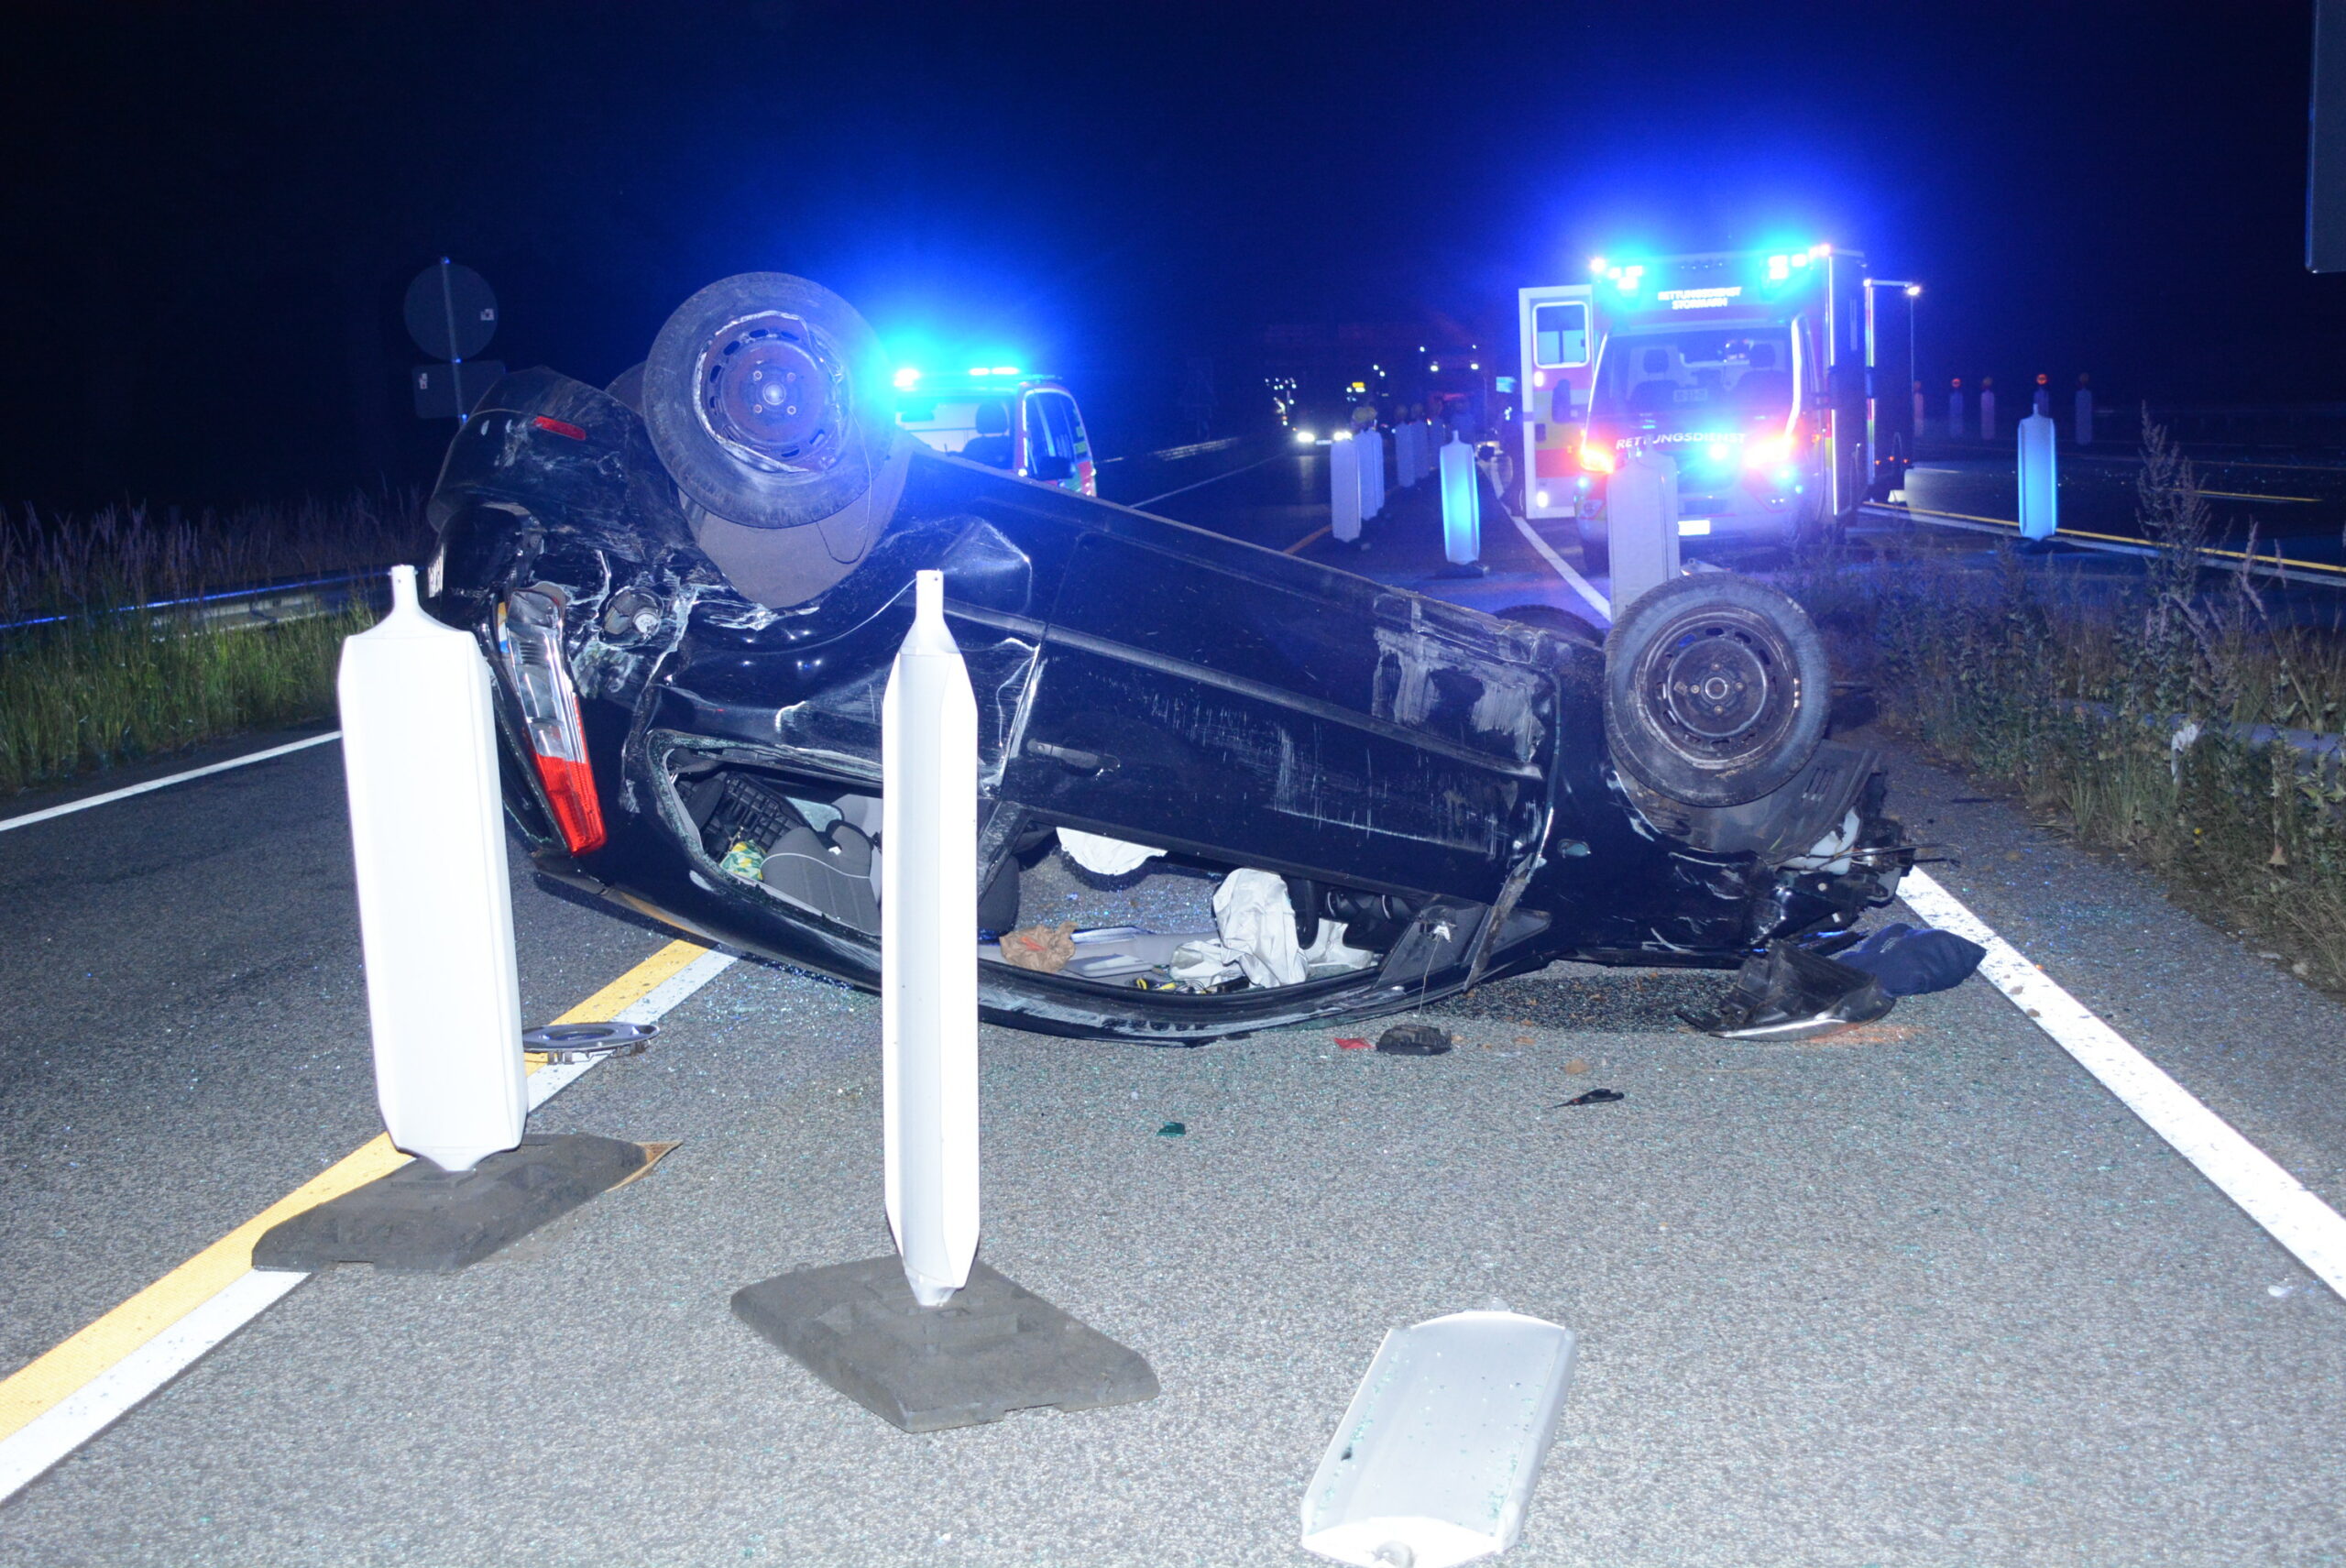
(1439, 429, 1481, 566)
(2075, 377, 2095, 446)
(882, 569, 981, 1308)
(1979, 380, 1998, 442)
(1607, 448, 1682, 609)
(337, 565, 526, 1173)
(1330, 433, 1363, 543)
(2019, 411, 2059, 542)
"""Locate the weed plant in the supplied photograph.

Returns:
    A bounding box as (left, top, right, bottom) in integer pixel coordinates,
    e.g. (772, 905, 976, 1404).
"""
(1792, 417, 2346, 987)
(0, 494, 425, 794)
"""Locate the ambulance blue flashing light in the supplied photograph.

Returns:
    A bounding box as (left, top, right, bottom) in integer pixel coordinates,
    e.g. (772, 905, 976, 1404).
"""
(1597, 261, 1645, 295)
(892, 367, 923, 390)
(967, 366, 1023, 378)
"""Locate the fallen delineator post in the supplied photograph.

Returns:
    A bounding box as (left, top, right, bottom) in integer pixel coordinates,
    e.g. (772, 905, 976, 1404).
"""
(731, 568, 1157, 1431)
(1300, 1310, 1578, 1568)
(255, 565, 650, 1274)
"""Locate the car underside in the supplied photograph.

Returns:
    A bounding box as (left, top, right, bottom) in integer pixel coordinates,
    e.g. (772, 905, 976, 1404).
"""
(422, 273, 1910, 1043)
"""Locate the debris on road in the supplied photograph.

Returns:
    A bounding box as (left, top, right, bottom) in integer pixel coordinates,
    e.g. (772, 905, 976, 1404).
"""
(997, 921, 1077, 973)
(1334, 1036, 1373, 1050)
(1300, 1310, 1577, 1568)
(1551, 1089, 1625, 1108)
(1562, 1058, 1592, 1075)
(1157, 1121, 1187, 1137)
(1376, 1024, 1453, 1056)
(1822, 921, 1986, 996)
(1681, 941, 1894, 1041)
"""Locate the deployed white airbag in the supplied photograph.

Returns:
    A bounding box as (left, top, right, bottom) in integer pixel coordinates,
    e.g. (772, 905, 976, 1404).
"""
(1057, 828, 1167, 878)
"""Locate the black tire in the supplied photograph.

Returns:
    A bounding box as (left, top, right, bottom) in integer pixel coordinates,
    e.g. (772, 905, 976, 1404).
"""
(1495, 602, 1604, 647)
(978, 852, 1020, 937)
(641, 273, 895, 530)
(1603, 573, 1829, 808)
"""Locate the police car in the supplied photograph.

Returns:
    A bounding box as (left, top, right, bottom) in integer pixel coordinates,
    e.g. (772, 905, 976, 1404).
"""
(893, 367, 1096, 496)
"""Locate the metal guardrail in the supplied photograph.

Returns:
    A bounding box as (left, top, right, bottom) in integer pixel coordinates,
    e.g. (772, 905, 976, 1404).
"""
(0, 568, 392, 637)
(1862, 502, 2346, 587)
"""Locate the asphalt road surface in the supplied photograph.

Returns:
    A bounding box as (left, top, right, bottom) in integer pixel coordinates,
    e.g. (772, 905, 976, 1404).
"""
(3, 443, 2343, 1565)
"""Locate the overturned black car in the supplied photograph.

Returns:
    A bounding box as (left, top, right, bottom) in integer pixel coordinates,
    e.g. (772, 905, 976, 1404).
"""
(423, 273, 1909, 1043)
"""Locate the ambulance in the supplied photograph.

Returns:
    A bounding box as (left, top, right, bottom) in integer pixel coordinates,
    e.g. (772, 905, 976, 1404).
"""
(893, 367, 1097, 497)
(1518, 246, 1897, 570)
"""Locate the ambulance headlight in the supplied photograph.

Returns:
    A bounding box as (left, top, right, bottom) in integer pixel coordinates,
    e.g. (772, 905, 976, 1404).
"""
(1744, 436, 1792, 469)
(1535, 488, 1551, 508)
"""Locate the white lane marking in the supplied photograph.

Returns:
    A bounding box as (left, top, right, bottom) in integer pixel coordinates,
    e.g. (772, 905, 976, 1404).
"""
(0, 732, 342, 835)
(0, 1271, 306, 1503)
(1902, 868, 2346, 1299)
(1504, 509, 1613, 623)
(1131, 453, 1288, 510)
(0, 945, 740, 1504)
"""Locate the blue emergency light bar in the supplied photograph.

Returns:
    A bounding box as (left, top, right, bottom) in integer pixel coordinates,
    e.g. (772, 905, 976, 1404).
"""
(1585, 245, 1836, 308)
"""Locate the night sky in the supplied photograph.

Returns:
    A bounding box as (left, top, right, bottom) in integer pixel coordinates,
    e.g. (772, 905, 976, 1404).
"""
(2, 1, 2331, 507)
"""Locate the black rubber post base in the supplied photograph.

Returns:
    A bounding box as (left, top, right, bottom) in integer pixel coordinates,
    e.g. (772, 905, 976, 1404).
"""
(252, 1134, 646, 1274)
(731, 1256, 1159, 1433)
(1435, 560, 1490, 577)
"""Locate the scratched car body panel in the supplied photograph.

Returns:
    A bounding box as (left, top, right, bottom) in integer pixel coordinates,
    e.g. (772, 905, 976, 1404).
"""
(424, 348, 1906, 1043)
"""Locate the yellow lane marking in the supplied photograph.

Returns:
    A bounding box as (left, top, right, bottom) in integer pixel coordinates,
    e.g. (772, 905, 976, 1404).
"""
(1897, 505, 2346, 576)
(1284, 524, 1332, 554)
(0, 938, 712, 1445)
(2198, 489, 2320, 503)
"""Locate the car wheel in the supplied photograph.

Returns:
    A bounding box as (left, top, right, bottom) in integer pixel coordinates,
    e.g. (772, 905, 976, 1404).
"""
(641, 272, 895, 530)
(1602, 573, 1829, 808)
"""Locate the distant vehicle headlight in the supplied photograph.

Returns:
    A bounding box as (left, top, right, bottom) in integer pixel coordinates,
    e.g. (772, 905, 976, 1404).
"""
(1293, 428, 1316, 444)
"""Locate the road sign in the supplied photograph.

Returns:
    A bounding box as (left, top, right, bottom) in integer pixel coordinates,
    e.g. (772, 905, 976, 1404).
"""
(404, 259, 499, 362)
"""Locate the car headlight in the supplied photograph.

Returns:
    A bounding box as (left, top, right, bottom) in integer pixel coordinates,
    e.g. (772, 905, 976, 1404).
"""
(1293, 428, 1316, 444)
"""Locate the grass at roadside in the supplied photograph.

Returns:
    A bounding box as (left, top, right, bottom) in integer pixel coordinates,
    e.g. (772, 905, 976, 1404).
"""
(1791, 419, 2346, 991)
(0, 495, 423, 795)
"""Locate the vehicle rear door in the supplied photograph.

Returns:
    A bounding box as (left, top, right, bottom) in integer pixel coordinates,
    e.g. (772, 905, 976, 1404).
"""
(1518, 284, 1595, 520)
(998, 517, 1553, 902)
(1019, 388, 1090, 494)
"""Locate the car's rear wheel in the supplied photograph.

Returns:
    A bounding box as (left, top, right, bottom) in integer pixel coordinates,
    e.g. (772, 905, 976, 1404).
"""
(641, 272, 895, 530)
(1603, 573, 1828, 808)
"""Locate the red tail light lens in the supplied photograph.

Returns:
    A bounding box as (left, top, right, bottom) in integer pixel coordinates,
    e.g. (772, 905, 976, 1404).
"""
(498, 587, 607, 854)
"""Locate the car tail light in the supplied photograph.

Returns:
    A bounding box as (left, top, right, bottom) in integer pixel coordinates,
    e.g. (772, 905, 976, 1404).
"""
(1578, 439, 1617, 474)
(498, 587, 607, 854)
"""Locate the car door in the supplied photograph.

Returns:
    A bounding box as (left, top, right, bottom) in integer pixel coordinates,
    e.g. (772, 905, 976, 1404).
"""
(996, 514, 1553, 903)
(1019, 388, 1090, 495)
(1518, 284, 1595, 521)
